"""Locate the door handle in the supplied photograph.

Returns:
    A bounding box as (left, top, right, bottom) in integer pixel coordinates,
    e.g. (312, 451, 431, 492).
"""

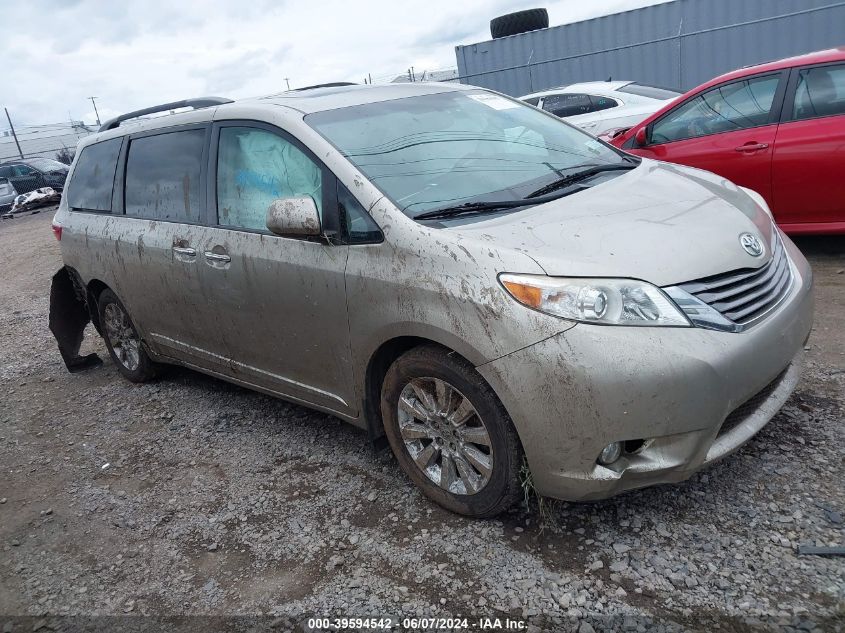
(172, 246, 196, 256)
(204, 251, 231, 263)
(735, 142, 769, 152)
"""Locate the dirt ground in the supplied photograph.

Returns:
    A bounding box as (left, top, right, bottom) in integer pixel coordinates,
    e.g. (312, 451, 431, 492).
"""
(0, 208, 843, 633)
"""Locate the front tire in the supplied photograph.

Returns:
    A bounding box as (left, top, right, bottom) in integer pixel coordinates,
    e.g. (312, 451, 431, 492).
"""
(381, 345, 522, 518)
(97, 289, 157, 383)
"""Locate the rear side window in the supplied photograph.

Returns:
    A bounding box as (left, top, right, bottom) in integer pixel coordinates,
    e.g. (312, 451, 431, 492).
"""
(66, 138, 122, 212)
(589, 95, 618, 112)
(14, 164, 36, 176)
(216, 126, 323, 231)
(542, 93, 593, 117)
(650, 74, 780, 143)
(792, 64, 845, 120)
(522, 97, 540, 106)
(125, 129, 205, 222)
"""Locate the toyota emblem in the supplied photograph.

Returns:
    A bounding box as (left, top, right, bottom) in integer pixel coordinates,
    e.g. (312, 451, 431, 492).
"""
(739, 233, 764, 257)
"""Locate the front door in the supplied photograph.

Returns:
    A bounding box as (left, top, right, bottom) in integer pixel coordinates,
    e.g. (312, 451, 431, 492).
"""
(194, 122, 355, 416)
(637, 72, 786, 205)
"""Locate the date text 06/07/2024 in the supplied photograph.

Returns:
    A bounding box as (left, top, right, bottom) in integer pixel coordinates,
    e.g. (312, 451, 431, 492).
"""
(306, 616, 528, 630)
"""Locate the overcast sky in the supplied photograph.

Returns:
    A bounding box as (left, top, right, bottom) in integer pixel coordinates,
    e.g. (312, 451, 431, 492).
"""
(1, 0, 669, 127)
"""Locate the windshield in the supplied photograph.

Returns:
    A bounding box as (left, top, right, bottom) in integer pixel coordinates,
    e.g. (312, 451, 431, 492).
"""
(27, 158, 68, 171)
(617, 83, 681, 100)
(306, 89, 630, 217)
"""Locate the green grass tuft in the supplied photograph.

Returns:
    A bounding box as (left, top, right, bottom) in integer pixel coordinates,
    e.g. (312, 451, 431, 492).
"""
(519, 457, 558, 531)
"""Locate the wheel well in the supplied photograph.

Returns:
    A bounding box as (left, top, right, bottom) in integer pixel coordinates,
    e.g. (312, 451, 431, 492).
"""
(86, 279, 109, 334)
(363, 337, 474, 447)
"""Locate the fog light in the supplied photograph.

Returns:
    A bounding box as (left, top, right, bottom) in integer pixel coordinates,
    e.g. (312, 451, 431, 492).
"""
(598, 441, 623, 465)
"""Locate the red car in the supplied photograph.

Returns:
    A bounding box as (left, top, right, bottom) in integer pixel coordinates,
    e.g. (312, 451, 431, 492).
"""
(609, 47, 845, 235)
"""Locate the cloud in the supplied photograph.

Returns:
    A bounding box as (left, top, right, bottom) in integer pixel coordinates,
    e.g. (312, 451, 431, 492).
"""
(1, 0, 670, 125)
(194, 50, 275, 94)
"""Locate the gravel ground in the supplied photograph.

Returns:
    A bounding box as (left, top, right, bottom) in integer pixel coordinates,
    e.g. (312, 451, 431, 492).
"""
(1, 209, 843, 633)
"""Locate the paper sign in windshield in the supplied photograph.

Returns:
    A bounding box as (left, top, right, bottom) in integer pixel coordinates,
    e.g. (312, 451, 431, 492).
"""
(467, 94, 520, 110)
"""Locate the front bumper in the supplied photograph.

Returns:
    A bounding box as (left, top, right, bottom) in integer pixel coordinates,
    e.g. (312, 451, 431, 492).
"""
(0, 194, 14, 214)
(478, 236, 814, 501)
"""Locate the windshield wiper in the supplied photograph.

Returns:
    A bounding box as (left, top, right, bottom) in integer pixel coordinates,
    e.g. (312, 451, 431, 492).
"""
(414, 199, 534, 220)
(527, 162, 637, 199)
(414, 160, 640, 220)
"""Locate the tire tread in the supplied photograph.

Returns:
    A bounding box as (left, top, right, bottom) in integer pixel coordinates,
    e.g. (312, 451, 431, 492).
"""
(97, 288, 158, 384)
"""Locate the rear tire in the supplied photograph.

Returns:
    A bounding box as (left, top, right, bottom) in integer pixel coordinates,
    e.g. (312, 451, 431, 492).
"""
(490, 9, 549, 39)
(97, 289, 157, 383)
(381, 345, 522, 518)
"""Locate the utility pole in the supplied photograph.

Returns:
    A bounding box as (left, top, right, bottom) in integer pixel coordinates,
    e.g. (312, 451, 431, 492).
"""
(4, 108, 24, 159)
(89, 97, 101, 126)
(284, 78, 291, 90)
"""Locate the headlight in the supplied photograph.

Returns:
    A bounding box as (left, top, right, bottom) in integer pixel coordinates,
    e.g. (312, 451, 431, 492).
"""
(499, 274, 690, 326)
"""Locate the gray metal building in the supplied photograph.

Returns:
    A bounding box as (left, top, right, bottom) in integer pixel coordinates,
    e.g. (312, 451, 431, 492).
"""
(455, 0, 845, 96)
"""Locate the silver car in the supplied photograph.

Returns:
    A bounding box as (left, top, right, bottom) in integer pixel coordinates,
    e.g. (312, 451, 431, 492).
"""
(0, 176, 16, 213)
(50, 84, 813, 517)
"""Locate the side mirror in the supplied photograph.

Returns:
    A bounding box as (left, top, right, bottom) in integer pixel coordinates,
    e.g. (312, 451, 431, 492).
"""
(265, 196, 321, 237)
(634, 127, 648, 147)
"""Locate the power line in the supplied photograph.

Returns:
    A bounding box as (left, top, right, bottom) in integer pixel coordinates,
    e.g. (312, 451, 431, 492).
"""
(3, 132, 91, 142)
(8, 122, 82, 129)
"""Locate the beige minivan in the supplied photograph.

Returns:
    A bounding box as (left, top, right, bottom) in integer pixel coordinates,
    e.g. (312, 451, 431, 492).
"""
(50, 84, 813, 517)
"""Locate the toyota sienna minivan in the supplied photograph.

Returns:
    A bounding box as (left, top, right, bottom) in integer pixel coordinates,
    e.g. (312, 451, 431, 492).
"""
(50, 83, 813, 517)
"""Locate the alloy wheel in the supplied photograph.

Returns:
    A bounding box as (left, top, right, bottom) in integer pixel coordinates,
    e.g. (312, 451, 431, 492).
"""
(103, 302, 141, 372)
(397, 377, 493, 495)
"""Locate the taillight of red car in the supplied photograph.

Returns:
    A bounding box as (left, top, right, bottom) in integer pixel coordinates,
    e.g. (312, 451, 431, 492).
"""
(51, 222, 62, 241)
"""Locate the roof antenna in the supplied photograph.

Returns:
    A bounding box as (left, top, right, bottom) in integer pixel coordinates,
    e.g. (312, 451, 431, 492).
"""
(606, 76, 612, 82)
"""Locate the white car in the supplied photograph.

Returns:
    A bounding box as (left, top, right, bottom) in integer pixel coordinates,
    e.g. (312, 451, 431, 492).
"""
(519, 81, 680, 137)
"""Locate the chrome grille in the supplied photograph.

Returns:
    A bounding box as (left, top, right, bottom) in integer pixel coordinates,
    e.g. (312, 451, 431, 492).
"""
(678, 234, 793, 325)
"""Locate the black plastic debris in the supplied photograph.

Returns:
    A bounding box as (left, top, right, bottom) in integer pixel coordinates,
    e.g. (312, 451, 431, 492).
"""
(49, 267, 102, 372)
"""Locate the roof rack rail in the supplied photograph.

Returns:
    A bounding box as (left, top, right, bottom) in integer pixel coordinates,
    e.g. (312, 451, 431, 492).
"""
(292, 82, 357, 92)
(99, 97, 234, 132)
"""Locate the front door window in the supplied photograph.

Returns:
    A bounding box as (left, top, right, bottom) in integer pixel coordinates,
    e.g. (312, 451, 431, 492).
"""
(650, 74, 780, 144)
(216, 127, 322, 231)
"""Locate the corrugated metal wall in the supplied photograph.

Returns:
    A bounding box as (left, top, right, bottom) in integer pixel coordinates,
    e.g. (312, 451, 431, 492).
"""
(0, 124, 94, 161)
(455, 0, 845, 96)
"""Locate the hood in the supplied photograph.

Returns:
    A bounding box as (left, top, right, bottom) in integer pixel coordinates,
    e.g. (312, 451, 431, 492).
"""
(445, 159, 775, 287)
